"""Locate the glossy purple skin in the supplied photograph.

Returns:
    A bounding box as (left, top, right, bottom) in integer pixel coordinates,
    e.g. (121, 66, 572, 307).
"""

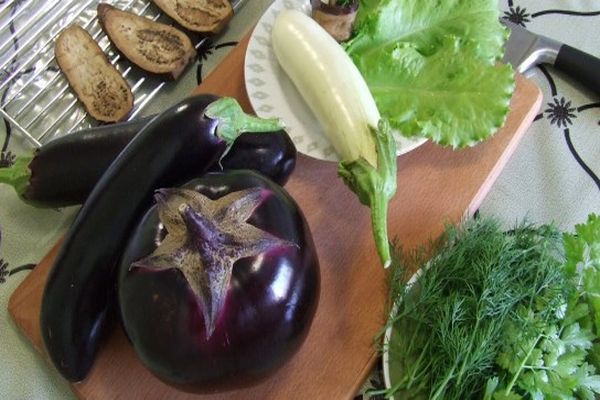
(23, 119, 296, 207)
(41, 94, 223, 382)
(118, 171, 320, 392)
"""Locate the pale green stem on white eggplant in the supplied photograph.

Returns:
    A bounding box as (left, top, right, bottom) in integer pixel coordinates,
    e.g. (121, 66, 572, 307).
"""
(338, 119, 397, 268)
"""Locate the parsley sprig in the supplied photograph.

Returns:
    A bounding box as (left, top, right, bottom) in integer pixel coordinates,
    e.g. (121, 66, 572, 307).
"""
(382, 215, 600, 399)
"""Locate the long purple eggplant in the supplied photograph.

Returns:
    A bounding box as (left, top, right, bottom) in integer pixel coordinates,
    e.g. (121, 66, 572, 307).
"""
(40, 95, 285, 382)
(0, 113, 296, 208)
(118, 171, 320, 391)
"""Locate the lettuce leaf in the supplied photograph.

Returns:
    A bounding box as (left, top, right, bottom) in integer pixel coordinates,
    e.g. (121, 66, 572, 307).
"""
(345, 0, 515, 148)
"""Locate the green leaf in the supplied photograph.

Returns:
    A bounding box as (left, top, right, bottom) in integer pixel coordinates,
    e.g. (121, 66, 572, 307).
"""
(561, 323, 594, 351)
(385, 217, 571, 399)
(575, 364, 600, 393)
(564, 301, 590, 326)
(349, 0, 507, 62)
(483, 377, 500, 400)
(554, 349, 587, 377)
(578, 387, 596, 400)
(345, 0, 514, 148)
(563, 214, 600, 275)
(562, 214, 600, 367)
(588, 343, 600, 370)
(581, 373, 600, 393)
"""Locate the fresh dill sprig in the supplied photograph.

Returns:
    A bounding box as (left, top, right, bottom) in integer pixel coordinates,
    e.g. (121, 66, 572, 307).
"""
(384, 217, 569, 400)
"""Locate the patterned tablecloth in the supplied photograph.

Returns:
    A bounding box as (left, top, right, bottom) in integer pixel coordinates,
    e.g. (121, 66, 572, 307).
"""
(1, 0, 599, 398)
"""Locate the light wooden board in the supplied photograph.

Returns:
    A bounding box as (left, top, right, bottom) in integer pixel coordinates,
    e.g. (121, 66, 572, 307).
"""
(8, 32, 542, 400)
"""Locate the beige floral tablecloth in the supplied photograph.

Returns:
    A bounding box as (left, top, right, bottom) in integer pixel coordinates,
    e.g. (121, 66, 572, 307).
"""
(1, 0, 599, 399)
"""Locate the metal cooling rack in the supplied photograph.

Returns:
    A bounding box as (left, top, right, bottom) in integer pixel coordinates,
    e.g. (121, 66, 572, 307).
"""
(0, 0, 245, 148)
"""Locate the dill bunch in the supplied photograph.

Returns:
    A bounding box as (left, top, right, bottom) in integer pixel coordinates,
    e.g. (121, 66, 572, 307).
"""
(383, 217, 569, 400)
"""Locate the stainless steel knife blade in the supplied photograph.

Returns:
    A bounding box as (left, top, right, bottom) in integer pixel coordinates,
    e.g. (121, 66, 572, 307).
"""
(501, 19, 600, 95)
(231, 0, 248, 13)
(501, 19, 562, 74)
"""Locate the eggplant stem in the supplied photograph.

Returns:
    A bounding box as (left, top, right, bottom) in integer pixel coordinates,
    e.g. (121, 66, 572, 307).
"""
(0, 155, 32, 198)
(178, 203, 217, 244)
(370, 189, 392, 268)
(338, 120, 397, 268)
(205, 97, 285, 146)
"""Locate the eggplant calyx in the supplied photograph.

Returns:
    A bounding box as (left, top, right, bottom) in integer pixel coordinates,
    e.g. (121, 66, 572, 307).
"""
(131, 187, 295, 339)
(0, 155, 33, 200)
(205, 97, 286, 146)
(338, 120, 397, 268)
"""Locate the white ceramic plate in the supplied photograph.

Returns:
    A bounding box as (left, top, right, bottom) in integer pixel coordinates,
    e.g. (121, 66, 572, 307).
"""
(244, 0, 427, 162)
(382, 271, 421, 400)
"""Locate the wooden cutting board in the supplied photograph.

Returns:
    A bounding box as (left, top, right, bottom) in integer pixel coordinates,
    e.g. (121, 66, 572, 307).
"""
(8, 32, 542, 400)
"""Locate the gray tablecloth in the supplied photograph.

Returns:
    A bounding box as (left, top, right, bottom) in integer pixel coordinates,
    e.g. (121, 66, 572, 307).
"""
(1, 0, 599, 398)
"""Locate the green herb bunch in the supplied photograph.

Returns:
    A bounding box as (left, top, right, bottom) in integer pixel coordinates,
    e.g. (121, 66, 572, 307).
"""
(382, 214, 600, 399)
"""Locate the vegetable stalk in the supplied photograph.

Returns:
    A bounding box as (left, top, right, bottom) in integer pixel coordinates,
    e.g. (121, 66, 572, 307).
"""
(0, 155, 33, 201)
(339, 120, 396, 267)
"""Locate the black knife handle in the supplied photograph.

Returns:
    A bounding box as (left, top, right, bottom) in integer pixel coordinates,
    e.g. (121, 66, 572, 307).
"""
(554, 44, 600, 96)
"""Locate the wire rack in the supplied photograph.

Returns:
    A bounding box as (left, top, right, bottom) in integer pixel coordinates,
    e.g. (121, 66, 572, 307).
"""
(0, 0, 244, 149)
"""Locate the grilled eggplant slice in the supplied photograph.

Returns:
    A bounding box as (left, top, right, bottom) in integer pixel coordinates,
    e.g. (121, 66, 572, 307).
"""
(55, 24, 133, 122)
(152, 0, 233, 34)
(98, 4, 196, 80)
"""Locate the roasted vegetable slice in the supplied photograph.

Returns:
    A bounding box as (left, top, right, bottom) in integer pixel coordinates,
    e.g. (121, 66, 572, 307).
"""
(98, 4, 196, 79)
(152, 0, 233, 34)
(55, 24, 133, 122)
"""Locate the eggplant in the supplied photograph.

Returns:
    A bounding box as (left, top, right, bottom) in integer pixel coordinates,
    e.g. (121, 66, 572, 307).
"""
(118, 170, 320, 391)
(40, 95, 286, 382)
(0, 113, 296, 208)
(216, 131, 295, 186)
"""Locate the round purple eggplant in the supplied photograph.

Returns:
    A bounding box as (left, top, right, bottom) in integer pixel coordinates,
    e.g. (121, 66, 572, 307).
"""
(40, 95, 286, 383)
(118, 170, 320, 392)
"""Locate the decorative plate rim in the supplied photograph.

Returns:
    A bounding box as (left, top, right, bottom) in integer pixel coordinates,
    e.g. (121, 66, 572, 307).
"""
(243, 0, 427, 162)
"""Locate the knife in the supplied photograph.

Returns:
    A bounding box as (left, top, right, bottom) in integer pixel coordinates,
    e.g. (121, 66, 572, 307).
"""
(502, 19, 600, 95)
(231, 0, 247, 12)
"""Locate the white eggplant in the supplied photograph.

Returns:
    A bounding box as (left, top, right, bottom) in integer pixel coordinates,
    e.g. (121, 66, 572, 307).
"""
(272, 9, 379, 167)
(272, 9, 397, 268)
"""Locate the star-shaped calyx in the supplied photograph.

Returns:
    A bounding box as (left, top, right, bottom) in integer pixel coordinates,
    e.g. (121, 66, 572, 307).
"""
(132, 187, 295, 339)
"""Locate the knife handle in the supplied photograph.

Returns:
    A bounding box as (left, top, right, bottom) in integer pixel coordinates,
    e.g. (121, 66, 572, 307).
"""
(554, 44, 600, 96)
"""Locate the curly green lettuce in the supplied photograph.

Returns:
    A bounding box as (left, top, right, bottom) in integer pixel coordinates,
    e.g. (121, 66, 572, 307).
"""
(345, 0, 515, 148)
